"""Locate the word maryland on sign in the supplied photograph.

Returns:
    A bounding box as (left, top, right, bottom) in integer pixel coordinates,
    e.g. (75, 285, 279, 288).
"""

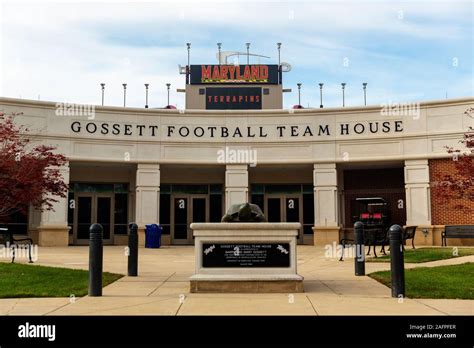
(190, 64, 279, 84)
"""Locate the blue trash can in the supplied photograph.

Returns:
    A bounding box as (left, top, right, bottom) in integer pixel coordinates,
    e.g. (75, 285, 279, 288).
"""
(145, 224, 162, 248)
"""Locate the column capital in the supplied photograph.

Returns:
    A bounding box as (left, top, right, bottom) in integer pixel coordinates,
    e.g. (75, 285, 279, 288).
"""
(225, 164, 249, 171)
(404, 159, 429, 167)
(404, 159, 429, 184)
(137, 163, 160, 170)
(136, 163, 160, 188)
(313, 163, 336, 170)
(313, 163, 337, 187)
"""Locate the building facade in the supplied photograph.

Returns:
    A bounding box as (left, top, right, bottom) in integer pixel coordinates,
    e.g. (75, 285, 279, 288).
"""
(1, 96, 473, 247)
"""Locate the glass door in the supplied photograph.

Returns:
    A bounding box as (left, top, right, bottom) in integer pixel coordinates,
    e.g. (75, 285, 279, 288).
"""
(192, 197, 207, 224)
(74, 193, 114, 245)
(96, 195, 113, 244)
(265, 194, 303, 243)
(266, 197, 282, 222)
(76, 194, 93, 245)
(171, 195, 208, 245)
(172, 197, 189, 245)
(285, 195, 303, 242)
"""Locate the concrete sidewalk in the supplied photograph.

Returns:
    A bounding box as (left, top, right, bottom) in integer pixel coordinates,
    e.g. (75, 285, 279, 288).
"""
(0, 246, 472, 315)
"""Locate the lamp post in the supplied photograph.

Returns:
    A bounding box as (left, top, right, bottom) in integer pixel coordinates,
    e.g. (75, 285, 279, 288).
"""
(122, 83, 127, 107)
(297, 83, 302, 106)
(144, 83, 149, 108)
(319, 83, 324, 108)
(341, 83, 346, 107)
(186, 43, 191, 67)
(100, 83, 105, 106)
(217, 43, 222, 64)
(277, 42, 282, 66)
(246, 43, 250, 64)
(166, 83, 171, 106)
(186, 43, 191, 84)
(363, 82, 367, 106)
(277, 43, 282, 84)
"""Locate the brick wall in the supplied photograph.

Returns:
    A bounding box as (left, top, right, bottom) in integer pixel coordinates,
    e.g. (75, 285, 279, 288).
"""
(429, 158, 474, 225)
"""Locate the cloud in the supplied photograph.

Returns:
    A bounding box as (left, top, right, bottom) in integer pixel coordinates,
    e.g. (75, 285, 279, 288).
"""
(0, 0, 472, 108)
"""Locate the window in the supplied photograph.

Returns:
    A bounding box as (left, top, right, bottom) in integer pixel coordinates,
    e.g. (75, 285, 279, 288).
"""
(251, 194, 264, 212)
(303, 193, 314, 234)
(160, 194, 171, 235)
(114, 193, 128, 234)
(210, 195, 222, 222)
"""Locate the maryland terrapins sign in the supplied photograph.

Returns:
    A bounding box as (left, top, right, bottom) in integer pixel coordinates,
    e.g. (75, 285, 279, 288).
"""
(190, 64, 279, 84)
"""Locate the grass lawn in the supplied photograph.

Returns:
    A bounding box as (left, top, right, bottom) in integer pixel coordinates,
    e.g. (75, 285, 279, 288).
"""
(367, 247, 474, 263)
(369, 262, 474, 299)
(0, 262, 123, 298)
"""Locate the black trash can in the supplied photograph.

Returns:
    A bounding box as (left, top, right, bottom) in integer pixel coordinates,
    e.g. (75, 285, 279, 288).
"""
(145, 224, 162, 248)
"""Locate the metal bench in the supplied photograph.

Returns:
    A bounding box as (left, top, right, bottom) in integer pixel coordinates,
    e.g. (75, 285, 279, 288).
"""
(442, 225, 474, 246)
(0, 227, 33, 263)
(339, 225, 418, 261)
(403, 226, 417, 249)
(339, 227, 389, 260)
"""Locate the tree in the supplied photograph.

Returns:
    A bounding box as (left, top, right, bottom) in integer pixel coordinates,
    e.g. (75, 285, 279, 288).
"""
(0, 112, 68, 220)
(431, 107, 474, 212)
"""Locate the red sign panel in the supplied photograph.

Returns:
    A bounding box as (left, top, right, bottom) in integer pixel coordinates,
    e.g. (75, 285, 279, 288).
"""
(191, 65, 279, 84)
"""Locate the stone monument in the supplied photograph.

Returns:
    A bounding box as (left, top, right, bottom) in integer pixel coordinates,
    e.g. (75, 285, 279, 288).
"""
(190, 203, 304, 293)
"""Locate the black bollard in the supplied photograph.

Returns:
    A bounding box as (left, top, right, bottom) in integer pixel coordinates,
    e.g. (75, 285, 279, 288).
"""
(89, 223, 103, 296)
(354, 221, 365, 276)
(389, 224, 405, 298)
(128, 223, 138, 276)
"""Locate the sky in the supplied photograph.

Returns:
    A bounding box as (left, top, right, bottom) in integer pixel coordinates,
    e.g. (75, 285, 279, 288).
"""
(0, 0, 472, 109)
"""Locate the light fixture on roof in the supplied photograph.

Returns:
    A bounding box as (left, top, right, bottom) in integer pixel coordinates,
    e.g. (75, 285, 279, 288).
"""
(319, 83, 324, 108)
(144, 84, 149, 108)
(186, 43, 191, 84)
(363, 82, 368, 106)
(217, 43, 222, 65)
(100, 83, 105, 106)
(277, 43, 282, 66)
(246, 43, 250, 64)
(122, 83, 127, 107)
(341, 83, 346, 107)
(297, 83, 302, 107)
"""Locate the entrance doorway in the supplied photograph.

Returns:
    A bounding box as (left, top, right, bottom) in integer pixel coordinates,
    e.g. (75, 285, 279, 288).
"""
(74, 193, 114, 245)
(171, 195, 209, 245)
(265, 194, 303, 242)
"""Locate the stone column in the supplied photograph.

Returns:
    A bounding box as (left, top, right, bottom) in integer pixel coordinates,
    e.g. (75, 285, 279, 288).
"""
(404, 159, 434, 244)
(312, 163, 340, 246)
(225, 164, 249, 211)
(135, 164, 160, 246)
(33, 162, 70, 246)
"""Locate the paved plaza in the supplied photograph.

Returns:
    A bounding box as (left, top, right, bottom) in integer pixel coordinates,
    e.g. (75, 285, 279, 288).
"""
(0, 246, 473, 315)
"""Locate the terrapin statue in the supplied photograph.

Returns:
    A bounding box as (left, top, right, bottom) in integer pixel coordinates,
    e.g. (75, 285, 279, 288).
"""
(221, 202, 266, 222)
